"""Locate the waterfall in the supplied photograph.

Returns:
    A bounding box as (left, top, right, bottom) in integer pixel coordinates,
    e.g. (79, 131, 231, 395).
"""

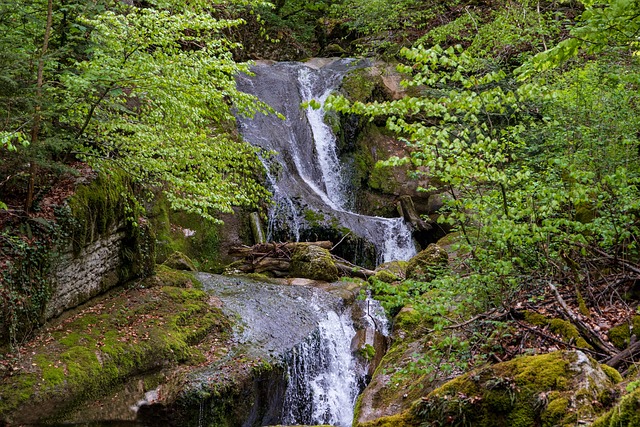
(237, 59, 418, 263)
(280, 297, 388, 427)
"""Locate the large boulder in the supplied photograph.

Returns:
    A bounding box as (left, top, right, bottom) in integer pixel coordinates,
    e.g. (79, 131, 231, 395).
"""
(405, 244, 448, 282)
(290, 244, 340, 282)
(414, 351, 620, 427)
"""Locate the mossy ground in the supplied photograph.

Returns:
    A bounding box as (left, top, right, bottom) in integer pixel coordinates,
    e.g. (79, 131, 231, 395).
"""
(0, 268, 232, 424)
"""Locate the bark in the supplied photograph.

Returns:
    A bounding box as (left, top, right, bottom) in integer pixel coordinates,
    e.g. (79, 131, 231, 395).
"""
(26, 0, 54, 213)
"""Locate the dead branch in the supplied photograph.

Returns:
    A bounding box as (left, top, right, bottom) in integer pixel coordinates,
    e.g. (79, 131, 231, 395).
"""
(547, 282, 617, 357)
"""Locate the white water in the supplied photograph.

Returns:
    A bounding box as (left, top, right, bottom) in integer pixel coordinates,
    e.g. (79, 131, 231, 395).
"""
(256, 152, 302, 242)
(299, 68, 349, 210)
(281, 305, 362, 427)
(236, 60, 418, 263)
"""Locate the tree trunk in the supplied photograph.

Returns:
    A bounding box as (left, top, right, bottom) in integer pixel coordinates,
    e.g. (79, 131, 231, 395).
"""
(25, 0, 54, 214)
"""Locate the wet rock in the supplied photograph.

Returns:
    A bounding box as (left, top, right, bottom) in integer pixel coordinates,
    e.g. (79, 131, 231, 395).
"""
(290, 244, 340, 282)
(405, 244, 448, 282)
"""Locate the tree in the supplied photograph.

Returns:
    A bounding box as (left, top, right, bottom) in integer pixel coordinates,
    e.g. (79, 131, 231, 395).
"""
(0, 0, 272, 221)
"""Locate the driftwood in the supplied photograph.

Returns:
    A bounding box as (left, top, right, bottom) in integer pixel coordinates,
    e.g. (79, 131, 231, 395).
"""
(229, 241, 373, 279)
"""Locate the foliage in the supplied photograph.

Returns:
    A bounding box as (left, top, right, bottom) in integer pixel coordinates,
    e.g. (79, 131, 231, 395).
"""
(518, 0, 640, 77)
(0, 0, 271, 221)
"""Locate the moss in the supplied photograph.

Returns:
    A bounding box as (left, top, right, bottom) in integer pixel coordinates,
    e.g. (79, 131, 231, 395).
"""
(371, 269, 400, 284)
(608, 324, 631, 350)
(368, 161, 400, 194)
(0, 282, 231, 423)
(290, 244, 340, 282)
(145, 265, 201, 289)
(357, 411, 419, 427)
(151, 195, 224, 272)
(548, 319, 592, 350)
(576, 288, 590, 317)
(524, 311, 593, 350)
(592, 387, 640, 427)
(414, 351, 610, 427)
(600, 365, 623, 384)
(405, 244, 449, 282)
(341, 68, 378, 102)
(541, 397, 569, 426)
(394, 306, 428, 331)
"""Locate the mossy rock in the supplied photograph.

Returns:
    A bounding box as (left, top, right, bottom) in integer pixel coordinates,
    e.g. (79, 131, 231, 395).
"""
(290, 244, 340, 282)
(373, 261, 407, 283)
(0, 284, 231, 424)
(405, 244, 448, 282)
(144, 265, 201, 289)
(414, 351, 617, 427)
(607, 316, 640, 350)
(592, 386, 640, 427)
(357, 411, 419, 427)
(162, 251, 197, 271)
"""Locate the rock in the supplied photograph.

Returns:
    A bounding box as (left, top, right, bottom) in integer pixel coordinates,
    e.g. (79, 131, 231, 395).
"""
(413, 350, 618, 427)
(405, 244, 448, 282)
(290, 244, 340, 282)
(592, 386, 640, 427)
(162, 251, 197, 271)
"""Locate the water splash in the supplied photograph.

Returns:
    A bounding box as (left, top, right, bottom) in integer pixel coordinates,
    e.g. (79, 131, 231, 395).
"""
(281, 306, 362, 427)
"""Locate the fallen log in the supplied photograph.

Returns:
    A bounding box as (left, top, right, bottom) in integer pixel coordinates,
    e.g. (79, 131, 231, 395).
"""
(229, 241, 333, 257)
(229, 241, 373, 279)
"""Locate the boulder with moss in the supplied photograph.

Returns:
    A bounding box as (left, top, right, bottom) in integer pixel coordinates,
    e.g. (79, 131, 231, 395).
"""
(413, 350, 619, 427)
(0, 268, 231, 425)
(290, 244, 340, 282)
(162, 251, 197, 272)
(405, 244, 448, 282)
(592, 385, 640, 427)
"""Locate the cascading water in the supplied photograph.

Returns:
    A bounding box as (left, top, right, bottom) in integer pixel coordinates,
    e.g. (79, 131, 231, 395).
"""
(280, 296, 389, 427)
(281, 307, 361, 427)
(236, 59, 418, 263)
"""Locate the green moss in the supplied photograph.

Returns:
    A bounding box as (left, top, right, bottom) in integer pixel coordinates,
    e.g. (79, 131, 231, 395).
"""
(357, 411, 418, 427)
(548, 319, 592, 350)
(371, 269, 400, 284)
(369, 161, 399, 194)
(405, 244, 449, 282)
(145, 265, 201, 289)
(414, 351, 608, 427)
(524, 311, 593, 350)
(358, 344, 376, 361)
(290, 244, 340, 282)
(151, 195, 224, 272)
(394, 306, 428, 331)
(592, 387, 640, 427)
(0, 282, 231, 422)
(600, 365, 623, 384)
(341, 68, 378, 102)
(608, 324, 631, 350)
(576, 288, 590, 317)
(541, 397, 569, 426)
